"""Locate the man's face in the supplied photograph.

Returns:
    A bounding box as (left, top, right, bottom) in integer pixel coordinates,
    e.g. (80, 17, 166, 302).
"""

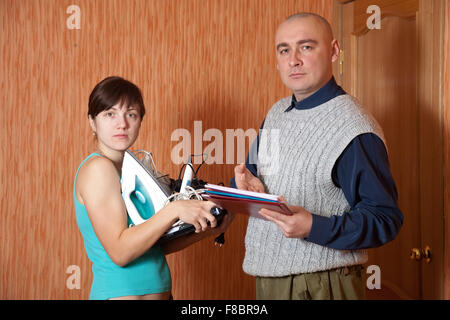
(275, 16, 339, 101)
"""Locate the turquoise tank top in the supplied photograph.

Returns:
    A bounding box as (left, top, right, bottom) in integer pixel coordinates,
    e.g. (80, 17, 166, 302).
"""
(73, 153, 171, 300)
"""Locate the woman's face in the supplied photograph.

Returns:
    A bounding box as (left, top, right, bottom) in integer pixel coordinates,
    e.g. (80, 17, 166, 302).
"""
(89, 102, 142, 153)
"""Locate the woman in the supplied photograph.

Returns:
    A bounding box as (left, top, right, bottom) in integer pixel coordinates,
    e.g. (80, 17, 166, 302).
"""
(73, 76, 233, 300)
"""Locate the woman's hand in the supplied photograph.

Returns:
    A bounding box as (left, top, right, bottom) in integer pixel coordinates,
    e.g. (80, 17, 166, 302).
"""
(168, 199, 217, 233)
(208, 208, 235, 236)
(162, 201, 235, 255)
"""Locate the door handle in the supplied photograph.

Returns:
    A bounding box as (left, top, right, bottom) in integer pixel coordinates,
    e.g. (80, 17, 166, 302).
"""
(410, 246, 432, 263)
(423, 245, 432, 264)
(410, 248, 422, 261)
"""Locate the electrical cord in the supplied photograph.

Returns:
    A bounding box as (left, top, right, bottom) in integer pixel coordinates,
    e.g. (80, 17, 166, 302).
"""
(169, 153, 228, 247)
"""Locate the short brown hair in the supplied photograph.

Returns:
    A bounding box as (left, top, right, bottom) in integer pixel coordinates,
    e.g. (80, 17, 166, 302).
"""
(88, 76, 146, 119)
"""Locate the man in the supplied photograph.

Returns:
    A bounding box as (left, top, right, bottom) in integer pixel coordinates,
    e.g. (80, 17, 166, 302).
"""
(230, 12, 403, 300)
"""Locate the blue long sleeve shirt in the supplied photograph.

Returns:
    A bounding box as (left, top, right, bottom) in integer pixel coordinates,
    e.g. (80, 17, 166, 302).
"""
(230, 77, 403, 250)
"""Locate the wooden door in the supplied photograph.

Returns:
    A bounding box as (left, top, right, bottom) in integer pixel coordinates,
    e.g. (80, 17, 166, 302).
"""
(333, 0, 445, 299)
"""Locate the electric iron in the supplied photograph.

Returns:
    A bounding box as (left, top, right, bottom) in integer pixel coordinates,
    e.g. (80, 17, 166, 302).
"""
(121, 149, 171, 226)
(121, 149, 209, 238)
(121, 149, 228, 245)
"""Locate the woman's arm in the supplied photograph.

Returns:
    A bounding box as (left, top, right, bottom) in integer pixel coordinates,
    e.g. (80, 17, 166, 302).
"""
(77, 156, 217, 267)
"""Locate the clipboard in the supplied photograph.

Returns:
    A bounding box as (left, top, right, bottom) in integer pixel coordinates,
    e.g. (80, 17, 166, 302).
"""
(203, 184, 292, 219)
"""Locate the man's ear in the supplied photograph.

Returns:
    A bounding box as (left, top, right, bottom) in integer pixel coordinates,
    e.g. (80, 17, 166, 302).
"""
(331, 39, 340, 63)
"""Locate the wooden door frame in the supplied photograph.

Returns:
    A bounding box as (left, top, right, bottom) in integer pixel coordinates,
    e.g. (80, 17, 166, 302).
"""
(332, 0, 447, 299)
(444, 1, 450, 301)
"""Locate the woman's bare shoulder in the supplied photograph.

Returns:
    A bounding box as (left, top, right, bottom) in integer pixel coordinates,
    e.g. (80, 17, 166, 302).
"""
(79, 155, 116, 177)
(76, 155, 119, 200)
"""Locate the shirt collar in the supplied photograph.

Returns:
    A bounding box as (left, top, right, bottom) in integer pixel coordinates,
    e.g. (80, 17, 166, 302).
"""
(284, 76, 346, 112)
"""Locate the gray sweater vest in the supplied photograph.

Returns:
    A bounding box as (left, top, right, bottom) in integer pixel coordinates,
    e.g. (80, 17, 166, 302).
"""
(243, 94, 385, 276)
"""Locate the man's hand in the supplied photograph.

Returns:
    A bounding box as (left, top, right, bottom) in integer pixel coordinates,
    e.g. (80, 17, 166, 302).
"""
(234, 163, 265, 193)
(258, 200, 313, 239)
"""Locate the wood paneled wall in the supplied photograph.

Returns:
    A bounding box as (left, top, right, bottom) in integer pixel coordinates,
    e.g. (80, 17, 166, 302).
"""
(0, 0, 333, 299)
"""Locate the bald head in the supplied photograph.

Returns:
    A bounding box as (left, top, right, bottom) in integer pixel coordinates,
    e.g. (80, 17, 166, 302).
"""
(281, 12, 334, 42)
(274, 12, 340, 101)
